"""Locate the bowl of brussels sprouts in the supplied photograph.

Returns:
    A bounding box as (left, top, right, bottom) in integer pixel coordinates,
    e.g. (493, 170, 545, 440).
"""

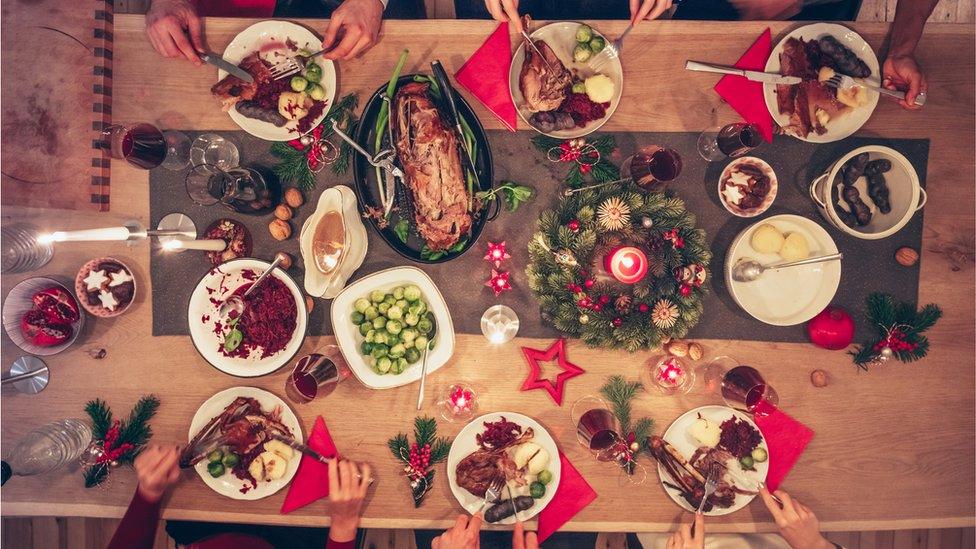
(331, 267, 455, 389)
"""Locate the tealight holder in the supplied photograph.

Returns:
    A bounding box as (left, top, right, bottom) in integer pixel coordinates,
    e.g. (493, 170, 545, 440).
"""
(439, 383, 477, 423)
(645, 355, 695, 395)
(480, 305, 519, 344)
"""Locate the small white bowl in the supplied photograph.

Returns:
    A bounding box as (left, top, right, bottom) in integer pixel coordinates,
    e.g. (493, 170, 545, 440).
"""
(718, 157, 778, 218)
(2, 277, 85, 356)
(331, 266, 455, 390)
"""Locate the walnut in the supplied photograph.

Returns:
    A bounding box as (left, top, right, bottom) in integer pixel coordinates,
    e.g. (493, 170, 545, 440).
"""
(688, 342, 703, 361)
(668, 340, 689, 357)
(810, 369, 828, 388)
(269, 219, 292, 241)
(277, 252, 293, 270)
(305, 295, 314, 313)
(274, 204, 293, 221)
(284, 187, 304, 208)
(895, 247, 919, 267)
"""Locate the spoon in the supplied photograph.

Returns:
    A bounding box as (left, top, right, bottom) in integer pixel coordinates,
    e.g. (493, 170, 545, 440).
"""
(218, 252, 289, 323)
(416, 317, 438, 411)
(732, 252, 843, 282)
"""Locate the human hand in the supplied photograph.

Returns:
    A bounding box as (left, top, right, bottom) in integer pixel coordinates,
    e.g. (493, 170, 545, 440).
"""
(883, 54, 927, 110)
(728, 0, 801, 20)
(629, 0, 674, 23)
(322, 0, 384, 61)
(484, 0, 522, 33)
(133, 445, 181, 503)
(513, 521, 539, 549)
(760, 487, 833, 549)
(328, 459, 372, 543)
(431, 513, 483, 549)
(666, 513, 704, 549)
(145, 0, 204, 65)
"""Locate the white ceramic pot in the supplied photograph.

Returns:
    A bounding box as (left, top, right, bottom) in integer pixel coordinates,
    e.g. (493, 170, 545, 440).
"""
(808, 145, 926, 240)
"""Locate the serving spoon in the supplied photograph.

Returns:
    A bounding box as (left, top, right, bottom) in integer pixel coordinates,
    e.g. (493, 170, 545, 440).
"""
(732, 252, 843, 283)
(218, 252, 289, 324)
(416, 318, 438, 410)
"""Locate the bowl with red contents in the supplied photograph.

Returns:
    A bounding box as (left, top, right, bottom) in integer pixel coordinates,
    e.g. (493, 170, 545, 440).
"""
(188, 258, 308, 377)
(718, 157, 778, 217)
(2, 277, 85, 356)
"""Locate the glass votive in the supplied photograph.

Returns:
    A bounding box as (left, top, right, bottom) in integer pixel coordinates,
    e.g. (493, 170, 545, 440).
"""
(480, 305, 519, 344)
(647, 356, 695, 395)
(440, 383, 477, 422)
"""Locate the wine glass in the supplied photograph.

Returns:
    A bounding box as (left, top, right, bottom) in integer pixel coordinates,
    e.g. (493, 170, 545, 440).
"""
(721, 365, 778, 414)
(190, 133, 239, 170)
(185, 164, 276, 214)
(284, 346, 350, 404)
(697, 122, 762, 162)
(570, 396, 647, 484)
(104, 123, 169, 170)
(622, 146, 683, 193)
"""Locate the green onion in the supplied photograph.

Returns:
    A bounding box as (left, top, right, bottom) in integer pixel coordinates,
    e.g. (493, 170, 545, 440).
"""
(373, 49, 410, 215)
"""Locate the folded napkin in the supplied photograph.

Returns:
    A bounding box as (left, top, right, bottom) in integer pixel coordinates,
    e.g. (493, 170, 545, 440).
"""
(455, 22, 519, 132)
(537, 452, 597, 543)
(713, 28, 774, 142)
(280, 416, 339, 514)
(197, 0, 275, 17)
(752, 400, 814, 492)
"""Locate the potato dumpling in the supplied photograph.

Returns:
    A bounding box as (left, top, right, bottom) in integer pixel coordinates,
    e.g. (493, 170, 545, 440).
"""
(750, 223, 785, 254)
(780, 232, 810, 262)
(584, 74, 615, 104)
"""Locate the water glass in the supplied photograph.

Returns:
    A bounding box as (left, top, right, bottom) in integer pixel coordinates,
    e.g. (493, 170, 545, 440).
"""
(1, 225, 53, 274)
(190, 133, 239, 170)
(480, 305, 519, 344)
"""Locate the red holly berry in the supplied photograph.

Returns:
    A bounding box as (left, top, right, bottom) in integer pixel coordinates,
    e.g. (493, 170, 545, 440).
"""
(567, 219, 581, 232)
(638, 303, 650, 313)
(599, 294, 610, 304)
(612, 317, 623, 327)
(584, 279, 595, 289)
(679, 284, 693, 297)
(592, 303, 603, 312)
(580, 163, 592, 175)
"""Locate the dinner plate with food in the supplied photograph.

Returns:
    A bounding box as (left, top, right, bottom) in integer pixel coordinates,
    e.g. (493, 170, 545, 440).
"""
(352, 71, 495, 263)
(509, 21, 622, 138)
(188, 258, 308, 377)
(725, 214, 841, 326)
(211, 20, 337, 141)
(331, 266, 454, 389)
(447, 412, 561, 524)
(183, 387, 302, 500)
(764, 23, 879, 143)
(649, 405, 769, 516)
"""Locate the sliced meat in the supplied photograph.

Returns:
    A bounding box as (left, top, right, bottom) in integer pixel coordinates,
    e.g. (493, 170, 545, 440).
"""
(210, 53, 272, 111)
(456, 449, 505, 498)
(518, 39, 572, 113)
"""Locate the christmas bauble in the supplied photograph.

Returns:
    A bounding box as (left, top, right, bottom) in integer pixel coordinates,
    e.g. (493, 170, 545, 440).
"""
(567, 219, 581, 232)
(612, 317, 623, 327)
(579, 314, 589, 324)
(806, 306, 855, 350)
(642, 217, 653, 228)
(879, 346, 894, 359)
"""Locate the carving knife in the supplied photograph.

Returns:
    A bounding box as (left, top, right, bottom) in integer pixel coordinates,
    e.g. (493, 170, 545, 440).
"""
(271, 433, 333, 465)
(429, 61, 481, 191)
(685, 60, 801, 86)
(201, 51, 254, 83)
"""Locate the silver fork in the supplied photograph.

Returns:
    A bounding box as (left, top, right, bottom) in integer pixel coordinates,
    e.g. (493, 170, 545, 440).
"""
(270, 49, 325, 81)
(825, 73, 926, 107)
(480, 477, 505, 513)
(696, 468, 720, 514)
(589, 24, 634, 73)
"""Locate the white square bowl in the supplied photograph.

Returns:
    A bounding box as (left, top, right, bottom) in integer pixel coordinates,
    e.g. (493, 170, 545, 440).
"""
(331, 266, 455, 389)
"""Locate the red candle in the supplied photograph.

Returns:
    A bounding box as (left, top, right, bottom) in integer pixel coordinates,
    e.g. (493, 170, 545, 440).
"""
(604, 246, 648, 284)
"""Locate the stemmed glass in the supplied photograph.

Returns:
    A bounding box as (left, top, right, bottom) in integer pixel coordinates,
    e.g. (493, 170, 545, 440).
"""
(697, 122, 762, 162)
(703, 357, 779, 414)
(104, 122, 189, 170)
(571, 395, 647, 485)
(622, 146, 683, 193)
(185, 164, 277, 215)
(284, 346, 350, 404)
(189, 133, 239, 170)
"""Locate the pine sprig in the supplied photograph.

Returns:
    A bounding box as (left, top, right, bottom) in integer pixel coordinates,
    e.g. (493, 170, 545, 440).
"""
(599, 375, 642, 434)
(531, 134, 619, 188)
(117, 395, 160, 464)
(388, 416, 453, 507)
(84, 399, 113, 441)
(270, 93, 359, 190)
(84, 465, 109, 488)
(388, 433, 411, 464)
(850, 292, 943, 369)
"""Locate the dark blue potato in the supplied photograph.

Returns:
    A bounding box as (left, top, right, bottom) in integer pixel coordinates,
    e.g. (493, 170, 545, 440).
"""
(819, 35, 871, 78)
(867, 173, 892, 214)
(864, 158, 893, 176)
(484, 495, 535, 523)
(236, 101, 288, 127)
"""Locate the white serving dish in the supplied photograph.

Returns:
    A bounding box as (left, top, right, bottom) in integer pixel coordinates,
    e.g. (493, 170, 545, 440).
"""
(509, 21, 623, 138)
(763, 22, 879, 143)
(187, 258, 308, 377)
(331, 266, 455, 389)
(188, 386, 302, 500)
(300, 185, 368, 299)
(446, 412, 561, 524)
(219, 20, 337, 141)
(725, 214, 841, 326)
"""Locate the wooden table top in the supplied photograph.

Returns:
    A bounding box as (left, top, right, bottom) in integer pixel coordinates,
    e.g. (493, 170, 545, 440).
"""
(1, 16, 973, 533)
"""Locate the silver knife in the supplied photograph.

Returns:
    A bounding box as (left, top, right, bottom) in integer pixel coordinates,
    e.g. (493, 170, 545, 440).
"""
(685, 60, 801, 86)
(272, 433, 332, 465)
(201, 52, 254, 83)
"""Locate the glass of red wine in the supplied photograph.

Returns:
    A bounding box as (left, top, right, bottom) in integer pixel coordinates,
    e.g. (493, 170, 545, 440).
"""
(697, 122, 762, 162)
(104, 122, 189, 170)
(284, 346, 350, 404)
(721, 365, 778, 414)
(570, 395, 647, 484)
(623, 146, 683, 193)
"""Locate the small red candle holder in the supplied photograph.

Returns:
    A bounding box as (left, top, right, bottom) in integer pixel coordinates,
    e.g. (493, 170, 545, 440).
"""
(440, 383, 477, 422)
(646, 356, 695, 395)
(604, 246, 648, 285)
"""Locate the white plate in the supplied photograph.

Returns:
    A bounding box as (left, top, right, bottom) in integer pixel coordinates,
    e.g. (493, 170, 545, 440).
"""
(188, 387, 303, 500)
(330, 266, 455, 389)
(300, 185, 368, 299)
(2, 277, 85, 356)
(219, 20, 337, 141)
(658, 405, 768, 516)
(509, 21, 623, 138)
(187, 258, 308, 377)
(725, 214, 841, 326)
(446, 412, 562, 524)
(763, 23, 879, 143)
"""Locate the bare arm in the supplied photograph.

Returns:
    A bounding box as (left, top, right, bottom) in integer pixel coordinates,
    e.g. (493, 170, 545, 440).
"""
(889, 0, 941, 58)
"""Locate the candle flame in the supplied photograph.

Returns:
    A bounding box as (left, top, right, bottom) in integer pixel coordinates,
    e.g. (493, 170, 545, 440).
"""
(622, 256, 634, 268)
(162, 239, 184, 251)
(489, 331, 505, 344)
(36, 233, 56, 245)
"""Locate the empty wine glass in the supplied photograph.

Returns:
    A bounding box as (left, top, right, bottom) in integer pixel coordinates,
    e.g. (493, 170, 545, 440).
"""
(697, 122, 762, 162)
(190, 133, 239, 170)
(185, 164, 276, 215)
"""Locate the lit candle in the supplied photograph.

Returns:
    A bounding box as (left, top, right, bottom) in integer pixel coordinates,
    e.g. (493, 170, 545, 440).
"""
(38, 226, 132, 243)
(604, 246, 648, 284)
(445, 384, 476, 417)
(161, 238, 227, 252)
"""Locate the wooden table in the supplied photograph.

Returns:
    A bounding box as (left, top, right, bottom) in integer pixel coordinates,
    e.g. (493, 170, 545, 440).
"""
(2, 16, 974, 534)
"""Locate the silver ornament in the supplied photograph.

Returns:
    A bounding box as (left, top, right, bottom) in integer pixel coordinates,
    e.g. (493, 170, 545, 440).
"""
(299, 135, 313, 146)
(879, 347, 894, 359)
(579, 314, 589, 325)
(642, 217, 653, 228)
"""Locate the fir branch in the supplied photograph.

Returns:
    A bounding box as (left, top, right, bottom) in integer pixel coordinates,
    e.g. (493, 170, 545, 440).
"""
(430, 438, 451, 464)
(84, 464, 109, 488)
(599, 375, 642, 434)
(84, 399, 113, 441)
(388, 433, 410, 464)
(414, 416, 438, 447)
(118, 395, 160, 446)
(631, 417, 655, 453)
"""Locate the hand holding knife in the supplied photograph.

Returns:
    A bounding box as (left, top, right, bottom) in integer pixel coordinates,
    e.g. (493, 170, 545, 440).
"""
(271, 433, 375, 484)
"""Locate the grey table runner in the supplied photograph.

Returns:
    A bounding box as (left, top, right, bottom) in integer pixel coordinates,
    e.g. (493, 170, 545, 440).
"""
(150, 131, 927, 343)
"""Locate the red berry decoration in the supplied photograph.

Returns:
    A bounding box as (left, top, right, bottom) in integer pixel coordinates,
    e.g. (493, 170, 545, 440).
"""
(592, 303, 603, 312)
(679, 284, 693, 297)
(567, 219, 581, 232)
(599, 294, 610, 304)
(807, 306, 855, 350)
(584, 279, 595, 289)
(612, 317, 623, 327)
(638, 303, 650, 313)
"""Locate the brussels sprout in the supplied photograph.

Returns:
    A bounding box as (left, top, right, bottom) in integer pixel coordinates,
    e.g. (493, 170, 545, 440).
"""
(408, 302, 426, 316)
(362, 341, 375, 355)
(405, 347, 421, 364)
(383, 295, 397, 307)
(393, 299, 407, 310)
(370, 344, 389, 359)
(387, 305, 403, 320)
(364, 306, 379, 320)
(378, 302, 391, 315)
(573, 44, 592, 63)
(372, 316, 387, 330)
(207, 449, 223, 463)
(404, 312, 420, 327)
(290, 75, 308, 92)
(386, 320, 403, 335)
(374, 331, 389, 345)
(588, 35, 606, 53)
(394, 357, 408, 374)
(354, 298, 371, 313)
(530, 481, 546, 499)
(370, 290, 386, 303)
(221, 453, 240, 468)
(538, 470, 553, 485)
(303, 62, 323, 83)
(739, 455, 755, 470)
(350, 311, 364, 324)
(365, 329, 377, 343)
(389, 343, 406, 358)
(575, 24, 593, 43)
(386, 335, 400, 348)
(403, 285, 422, 301)
(207, 461, 225, 478)
(414, 335, 429, 350)
(401, 328, 418, 343)
(358, 322, 371, 336)
(572, 81, 586, 94)
(308, 84, 326, 101)
(393, 287, 405, 300)
(376, 356, 392, 373)
(751, 447, 768, 463)
(417, 318, 433, 335)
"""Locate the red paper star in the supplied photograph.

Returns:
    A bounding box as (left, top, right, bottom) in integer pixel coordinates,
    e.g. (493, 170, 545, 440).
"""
(520, 339, 585, 406)
(485, 269, 512, 297)
(484, 241, 511, 268)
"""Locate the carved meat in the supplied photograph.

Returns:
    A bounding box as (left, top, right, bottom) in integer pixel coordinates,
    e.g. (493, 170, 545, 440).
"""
(391, 82, 472, 251)
(456, 449, 506, 498)
(518, 39, 572, 113)
(775, 37, 852, 137)
(180, 396, 292, 467)
(210, 53, 272, 111)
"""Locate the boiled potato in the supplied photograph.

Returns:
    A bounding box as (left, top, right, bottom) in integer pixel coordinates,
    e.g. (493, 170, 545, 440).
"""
(258, 451, 288, 481)
(264, 440, 294, 461)
(527, 448, 550, 475)
(513, 442, 542, 469)
(248, 454, 266, 481)
(780, 232, 810, 261)
(750, 223, 785, 254)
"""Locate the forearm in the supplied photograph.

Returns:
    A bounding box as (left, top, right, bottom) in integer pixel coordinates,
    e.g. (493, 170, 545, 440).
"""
(889, 0, 940, 57)
(107, 489, 163, 549)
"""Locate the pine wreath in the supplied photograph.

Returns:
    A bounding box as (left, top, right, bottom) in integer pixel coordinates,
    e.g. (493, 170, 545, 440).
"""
(527, 180, 710, 352)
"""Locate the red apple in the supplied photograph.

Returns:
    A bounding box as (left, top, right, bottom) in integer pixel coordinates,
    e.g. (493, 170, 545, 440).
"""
(807, 306, 855, 350)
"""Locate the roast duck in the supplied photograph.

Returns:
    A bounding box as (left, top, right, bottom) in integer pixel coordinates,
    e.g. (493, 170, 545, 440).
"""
(455, 428, 534, 498)
(211, 53, 272, 112)
(391, 81, 472, 251)
(518, 37, 572, 113)
(180, 396, 292, 468)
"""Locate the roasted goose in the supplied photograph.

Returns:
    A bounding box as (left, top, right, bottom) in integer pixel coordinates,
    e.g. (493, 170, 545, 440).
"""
(775, 37, 855, 137)
(180, 396, 291, 467)
(518, 38, 572, 113)
(456, 427, 534, 497)
(210, 53, 272, 112)
(391, 81, 472, 251)
(648, 436, 750, 512)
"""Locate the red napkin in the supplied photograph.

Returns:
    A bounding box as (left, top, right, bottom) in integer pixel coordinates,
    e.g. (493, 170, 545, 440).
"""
(196, 0, 275, 17)
(537, 452, 597, 543)
(280, 416, 339, 514)
(455, 23, 519, 132)
(713, 28, 774, 142)
(752, 400, 814, 492)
